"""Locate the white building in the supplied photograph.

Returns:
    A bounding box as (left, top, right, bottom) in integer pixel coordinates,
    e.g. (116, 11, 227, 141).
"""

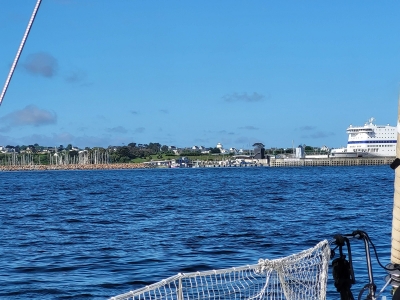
(320, 145, 330, 152)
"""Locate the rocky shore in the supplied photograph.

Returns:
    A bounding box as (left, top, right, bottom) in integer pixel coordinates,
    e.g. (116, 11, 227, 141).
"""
(0, 163, 153, 171)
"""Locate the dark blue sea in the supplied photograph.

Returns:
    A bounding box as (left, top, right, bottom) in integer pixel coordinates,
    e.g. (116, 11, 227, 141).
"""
(0, 166, 395, 299)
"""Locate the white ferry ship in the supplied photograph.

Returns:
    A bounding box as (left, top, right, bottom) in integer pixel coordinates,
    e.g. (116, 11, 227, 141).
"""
(330, 118, 396, 157)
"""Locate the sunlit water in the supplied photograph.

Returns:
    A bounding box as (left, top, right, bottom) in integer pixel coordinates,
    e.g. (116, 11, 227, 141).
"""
(0, 166, 395, 299)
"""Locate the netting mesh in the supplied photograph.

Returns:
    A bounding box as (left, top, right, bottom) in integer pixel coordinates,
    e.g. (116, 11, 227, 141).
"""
(110, 240, 330, 300)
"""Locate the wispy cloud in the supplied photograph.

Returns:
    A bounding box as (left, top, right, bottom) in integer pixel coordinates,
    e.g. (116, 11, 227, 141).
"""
(2, 131, 141, 149)
(0, 126, 11, 133)
(21, 133, 126, 148)
(193, 138, 209, 144)
(73, 134, 116, 148)
(0, 105, 57, 127)
(106, 126, 128, 134)
(234, 136, 252, 144)
(65, 70, 86, 83)
(0, 134, 21, 146)
(239, 125, 259, 130)
(302, 132, 335, 139)
(297, 125, 334, 139)
(19, 132, 74, 147)
(299, 125, 317, 131)
(134, 127, 145, 133)
(54, 132, 75, 144)
(222, 92, 265, 103)
(53, 0, 74, 4)
(218, 130, 235, 135)
(23, 52, 58, 78)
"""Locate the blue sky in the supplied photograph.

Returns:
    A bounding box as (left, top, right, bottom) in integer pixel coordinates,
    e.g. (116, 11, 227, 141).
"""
(0, 0, 399, 149)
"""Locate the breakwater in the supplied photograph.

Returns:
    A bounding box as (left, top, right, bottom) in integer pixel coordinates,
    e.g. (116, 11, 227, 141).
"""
(0, 163, 153, 171)
(270, 156, 395, 167)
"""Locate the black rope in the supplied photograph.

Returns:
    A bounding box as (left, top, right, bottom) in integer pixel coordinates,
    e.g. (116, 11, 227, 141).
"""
(332, 234, 355, 300)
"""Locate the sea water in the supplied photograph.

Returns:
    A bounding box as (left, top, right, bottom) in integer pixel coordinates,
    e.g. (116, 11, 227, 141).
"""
(0, 166, 395, 299)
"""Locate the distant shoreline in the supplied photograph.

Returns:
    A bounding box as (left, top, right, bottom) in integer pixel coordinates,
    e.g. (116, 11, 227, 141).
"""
(1, 155, 394, 171)
(0, 163, 153, 171)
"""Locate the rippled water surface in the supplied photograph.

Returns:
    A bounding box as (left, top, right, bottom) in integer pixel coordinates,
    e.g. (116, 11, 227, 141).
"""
(0, 166, 395, 299)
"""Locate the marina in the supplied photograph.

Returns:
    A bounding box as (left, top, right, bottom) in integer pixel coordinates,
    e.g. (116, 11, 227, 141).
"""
(0, 155, 395, 171)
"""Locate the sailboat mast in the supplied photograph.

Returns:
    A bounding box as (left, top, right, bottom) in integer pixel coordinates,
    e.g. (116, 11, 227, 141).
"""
(391, 96, 400, 264)
(0, 0, 42, 106)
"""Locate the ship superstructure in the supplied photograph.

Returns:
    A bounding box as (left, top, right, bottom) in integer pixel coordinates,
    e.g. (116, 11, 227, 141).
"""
(331, 118, 396, 157)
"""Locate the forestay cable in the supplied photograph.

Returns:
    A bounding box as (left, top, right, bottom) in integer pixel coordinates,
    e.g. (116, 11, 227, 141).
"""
(0, 0, 42, 106)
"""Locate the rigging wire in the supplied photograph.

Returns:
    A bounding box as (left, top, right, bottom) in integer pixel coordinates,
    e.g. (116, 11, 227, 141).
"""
(0, 0, 42, 106)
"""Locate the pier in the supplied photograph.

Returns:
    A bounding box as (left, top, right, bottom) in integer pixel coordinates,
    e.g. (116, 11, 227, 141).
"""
(269, 156, 395, 167)
(145, 156, 397, 168)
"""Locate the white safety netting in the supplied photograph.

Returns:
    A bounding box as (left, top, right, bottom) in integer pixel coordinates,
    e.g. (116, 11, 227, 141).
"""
(110, 240, 330, 300)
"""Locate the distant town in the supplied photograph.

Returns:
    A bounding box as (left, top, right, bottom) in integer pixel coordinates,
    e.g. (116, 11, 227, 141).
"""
(0, 142, 330, 166)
